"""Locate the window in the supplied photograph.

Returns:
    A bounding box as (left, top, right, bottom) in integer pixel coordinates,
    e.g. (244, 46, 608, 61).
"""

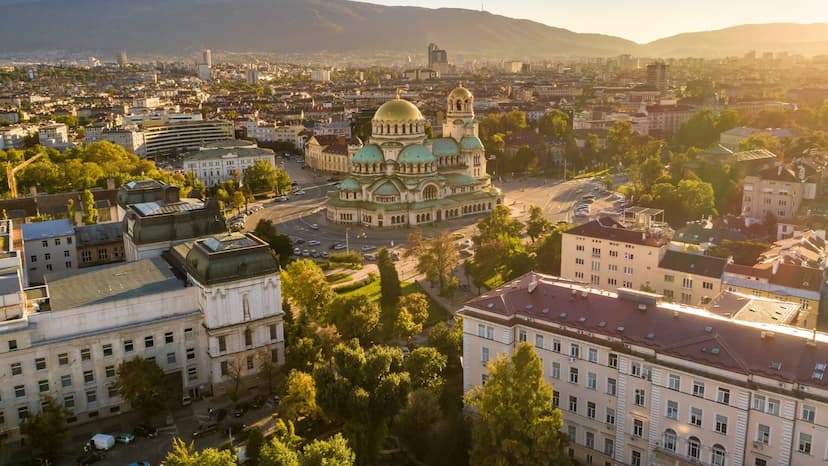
(244, 328, 253, 347)
(144, 335, 154, 349)
(44, 253, 51, 261)
(65, 261, 71, 268)
(481, 347, 489, 363)
(634, 389, 646, 406)
(185, 328, 194, 340)
(703, 281, 714, 290)
(535, 334, 544, 349)
(64, 394, 75, 410)
(102, 344, 112, 357)
(569, 367, 579, 384)
(220, 361, 229, 377)
(570, 344, 580, 358)
(717, 387, 730, 405)
(799, 432, 812, 454)
(587, 372, 597, 390)
(269, 324, 278, 341)
(667, 400, 678, 419)
(54, 238, 61, 246)
(247, 355, 254, 370)
(567, 425, 576, 441)
(80, 348, 91, 361)
(631, 450, 641, 466)
(608, 353, 618, 368)
(631, 362, 641, 377)
(753, 395, 765, 411)
(605, 407, 616, 425)
(687, 437, 701, 460)
(218, 336, 227, 352)
(86, 390, 97, 403)
(165, 332, 174, 344)
(61, 374, 72, 388)
(801, 405, 815, 423)
(692, 381, 705, 398)
(105, 366, 115, 378)
(757, 424, 770, 445)
(609, 250, 618, 257)
(664, 274, 674, 283)
(108, 385, 118, 397)
(81, 250, 92, 263)
(715, 414, 728, 434)
(38, 379, 49, 392)
(591, 261, 600, 272)
(623, 266, 633, 275)
(588, 348, 598, 362)
(711, 445, 726, 466)
(124, 340, 133, 353)
(604, 438, 614, 456)
(552, 390, 559, 407)
(663, 429, 677, 452)
(551, 362, 560, 379)
(585, 431, 594, 449)
(64, 250, 69, 257)
(607, 378, 617, 396)
(11, 362, 21, 376)
(58, 353, 68, 366)
(83, 370, 94, 383)
(477, 324, 494, 339)
(167, 352, 176, 364)
(569, 395, 578, 413)
(575, 258, 585, 265)
(668, 374, 680, 390)
(186, 348, 195, 360)
(682, 277, 693, 289)
(633, 419, 643, 437)
(187, 366, 198, 382)
(587, 401, 596, 419)
(767, 398, 780, 416)
(18, 406, 28, 420)
(552, 339, 561, 353)
(690, 407, 703, 427)
(41, 240, 47, 247)
(14, 385, 25, 398)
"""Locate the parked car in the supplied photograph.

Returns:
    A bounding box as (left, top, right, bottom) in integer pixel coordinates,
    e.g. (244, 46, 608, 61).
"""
(133, 424, 158, 439)
(127, 462, 151, 466)
(361, 245, 377, 252)
(276, 196, 289, 202)
(76, 451, 105, 466)
(115, 433, 136, 444)
(251, 394, 268, 409)
(309, 223, 319, 230)
(307, 240, 321, 246)
(364, 253, 376, 261)
(398, 346, 411, 357)
(193, 422, 218, 438)
(302, 249, 310, 257)
(90, 434, 115, 451)
(293, 247, 301, 255)
(311, 250, 319, 258)
(332, 243, 346, 250)
(293, 238, 305, 245)
(232, 404, 248, 417)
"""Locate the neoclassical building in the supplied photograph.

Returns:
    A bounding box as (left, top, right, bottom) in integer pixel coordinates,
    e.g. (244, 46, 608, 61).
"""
(326, 85, 502, 227)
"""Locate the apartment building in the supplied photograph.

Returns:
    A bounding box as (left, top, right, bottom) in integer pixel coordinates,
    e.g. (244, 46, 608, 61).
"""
(305, 135, 362, 173)
(560, 216, 670, 292)
(85, 128, 146, 157)
(139, 116, 234, 158)
(20, 219, 77, 286)
(37, 122, 68, 147)
(182, 146, 276, 187)
(742, 165, 816, 223)
(723, 261, 823, 323)
(657, 250, 726, 306)
(462, 272, 828, 466)
(274, 125, 306, 150)
(0, 232, 284, 445)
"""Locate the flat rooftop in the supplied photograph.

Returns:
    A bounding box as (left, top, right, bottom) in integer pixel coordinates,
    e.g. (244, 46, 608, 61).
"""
(130, 200, 203, 217)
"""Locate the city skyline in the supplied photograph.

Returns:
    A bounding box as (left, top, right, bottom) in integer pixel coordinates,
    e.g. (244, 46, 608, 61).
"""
(366, 0, 828, 43)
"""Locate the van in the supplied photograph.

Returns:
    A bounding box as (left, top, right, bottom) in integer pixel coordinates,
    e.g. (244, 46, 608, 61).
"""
(90, 434, 115, 451)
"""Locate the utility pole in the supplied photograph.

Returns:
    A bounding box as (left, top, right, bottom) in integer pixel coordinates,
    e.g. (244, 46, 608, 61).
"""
(345, 228, 350, 253)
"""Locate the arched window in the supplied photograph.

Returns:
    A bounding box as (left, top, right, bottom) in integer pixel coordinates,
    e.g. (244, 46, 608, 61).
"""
(394, 124, 398, 134)
(456, 100, 462, 111)
(687, 437, 701, 460)
(423, 185, 437, 201)
(402, 124, 406, 134)
(244, 328, 252, 347)
(711, 444, 726, 466)
(242, 296, 250, 320)
(663, 429, 677, 452)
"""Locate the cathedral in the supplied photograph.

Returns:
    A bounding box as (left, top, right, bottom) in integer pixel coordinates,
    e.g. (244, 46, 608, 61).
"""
(326, 84, 502, 228)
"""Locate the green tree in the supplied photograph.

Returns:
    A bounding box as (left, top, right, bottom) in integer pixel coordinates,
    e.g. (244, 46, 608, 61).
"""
(260, 433, 355, 466)
(116, 357, 170, 423)
(254, 219, 293, 264)
(232, 190, 246, 213)
(394, 292, 430, 339)
(165, 438, 237, 466)
(314, 341, 410, 466)
(281, 259, 335, 322)
(512, 145, 538, 173)
(406, 231, 460, 294)
(243, 160, 291, 194)
(81, 188, 97, 225)
(738, 133, 782, 155)
(329, 295, 381, 342)
(393, 388, 443, 455)
(474, 205, 523, 245)
(427, 318, 463, 362)
(673, 110, 719, 149)
(279, 370, 318, 422)
(466, 344, 571, 466)
(247, 427, 265, 465)
(538, 110, 571, 140)
(404, 347, 447, 392)
(20, 396, 69, 460)
(377, 248, 400, 307)
(525, 205, 550, 243)
(285, 336, 323, 373)
(607, 120, 635, 166)
(637, 156, 665, 190)
(534, 223, 571, 276)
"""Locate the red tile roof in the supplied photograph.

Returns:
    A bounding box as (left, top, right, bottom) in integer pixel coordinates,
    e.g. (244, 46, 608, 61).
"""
(462, 272, 828, 388)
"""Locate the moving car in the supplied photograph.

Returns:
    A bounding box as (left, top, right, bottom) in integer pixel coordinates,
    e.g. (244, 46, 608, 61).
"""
(307, 240, 321, 246)
(332, 243, 346, 250)
(192, 422, 218, 438)
(276, 196, 289, 202)
(309, 223, 320, 230)
(361, 245, 377, 252)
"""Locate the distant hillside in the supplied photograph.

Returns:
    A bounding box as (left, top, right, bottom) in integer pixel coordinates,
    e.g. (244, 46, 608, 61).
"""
(643, 23, 828, 57)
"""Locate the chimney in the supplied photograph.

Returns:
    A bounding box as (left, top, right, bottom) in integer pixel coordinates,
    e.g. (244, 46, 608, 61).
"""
(528, 276, 538, 294)
(772, 259, 780, 275)
(106, 178, 115, 190)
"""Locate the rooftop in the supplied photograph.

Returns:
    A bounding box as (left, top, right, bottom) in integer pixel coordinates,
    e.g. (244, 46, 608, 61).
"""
(658, 250, 728, 279)
(74, 222, 123, 247)
(183, 147, 275, 162)
(565, 217, 669, 247)
(130, 200, 204, 217)
(21, 219, 75, 241)
(706, 290, 800, 325)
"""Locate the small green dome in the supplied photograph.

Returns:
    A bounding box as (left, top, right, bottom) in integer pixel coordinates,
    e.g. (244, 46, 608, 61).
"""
(374, 182, 400, 196)
(338, 177, 360, 191)
(398, 144, 435, 164)
(373, 98, 423, 122)
(431, 138, 459, 157)
(352, 144, 384, 164)
(460, 136, 483, 151)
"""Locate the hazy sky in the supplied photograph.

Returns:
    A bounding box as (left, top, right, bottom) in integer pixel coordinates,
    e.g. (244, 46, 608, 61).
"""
(364, 0, 828, 43)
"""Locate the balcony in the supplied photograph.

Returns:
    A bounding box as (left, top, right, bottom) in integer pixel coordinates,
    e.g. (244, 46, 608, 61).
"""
(652, 445, 707, 466)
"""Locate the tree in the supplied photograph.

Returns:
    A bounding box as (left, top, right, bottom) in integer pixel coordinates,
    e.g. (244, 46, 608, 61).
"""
(285, 336, 323, 373)
(279, 370, 319, 422)
(474, 205, 523, 245)
(466, 344, 571, 466)
(513, 145, 538, 173)
(225, 355, 245, 405)
(81, 188, 97, 225)
(281, 259, 335, 322)
(314, 341, 410, 466)
(534, 223, 571, 276)
(637, 157, 665, 189)
(254, 219, 293, 264)
(394, 292, 430, 339)
(20, 396, 69, 460)
(232, 190, 246, 213)
(329, 295, 380, 342)
(538, 110, 571, 140)
(165, 438, 237, 466)
(116, 357, 170, 423)
(738, 133, 782, 155)
(607, 120, 635, 166)
(673, 110, 719, 149)
(406, 231, 460, 294)
(393, 388, 442, 455)
(404, 347, 447, 392)
(257, 349, 281, 394)
(525, 205, 551, 243)
(260, 433, 355, 466)
(243, 160, 291, 194)
(427, 318, 463, 362)
(377, 248, 401, 307)
(247, 427, 265, 465)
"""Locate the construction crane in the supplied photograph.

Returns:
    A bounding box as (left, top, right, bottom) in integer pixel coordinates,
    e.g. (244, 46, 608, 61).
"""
(6, 152, 43, 198)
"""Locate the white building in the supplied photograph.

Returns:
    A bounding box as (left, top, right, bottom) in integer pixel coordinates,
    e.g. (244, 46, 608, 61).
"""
(21, 219, 77, 286)
(462, 272, 828, 466)
(311, 70, 331, 82)
(139, 116, 234, 158)
(37, 123, 69, 148)
(85, 128, 146, 157)
(183, 146, 277, 187)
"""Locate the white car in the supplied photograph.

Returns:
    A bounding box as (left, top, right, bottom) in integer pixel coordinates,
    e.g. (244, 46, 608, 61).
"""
(294, 190, 306, 195)
(307, 240, 321, 246)
(333, 243, 346, 251)
(293, 247, 301, 255)
(361, 245, 377, 252)
(309, 223, 320, 230)
(363, 253, 376, 261)
(302, 249, 310, 257)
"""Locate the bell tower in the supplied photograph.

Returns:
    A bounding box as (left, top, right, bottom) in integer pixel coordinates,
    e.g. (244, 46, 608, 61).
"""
(443, 83, 477, 140)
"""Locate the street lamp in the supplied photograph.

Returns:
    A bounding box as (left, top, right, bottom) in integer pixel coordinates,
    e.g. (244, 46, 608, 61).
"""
(345, 228, 350, 253)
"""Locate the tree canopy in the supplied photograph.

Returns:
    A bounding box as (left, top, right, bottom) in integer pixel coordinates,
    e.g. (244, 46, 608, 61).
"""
(406, 231, 460, 294)
(116, 357, 170, 422)
(259, 433, 355, 466)
(20, 396, 69, 460)
(281, 259, 335, 322)
(243, 159, 291, 194)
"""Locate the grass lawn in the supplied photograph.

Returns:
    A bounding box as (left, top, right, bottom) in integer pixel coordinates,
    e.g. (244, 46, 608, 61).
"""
(339, 280, 451, 329)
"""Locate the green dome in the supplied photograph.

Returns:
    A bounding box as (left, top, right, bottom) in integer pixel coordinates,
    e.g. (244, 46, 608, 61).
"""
(460, 136, 483, 151)
(398, 144, 435, 164)
(338, 177, 360, 191)
(352, 144, 384, 164)
(373, 98, 423, 122)
(431, 138, 459, 157)
(374, 182, 399, 196)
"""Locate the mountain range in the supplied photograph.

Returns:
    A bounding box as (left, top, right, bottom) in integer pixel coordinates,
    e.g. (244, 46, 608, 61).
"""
(0, 0, 827, 59)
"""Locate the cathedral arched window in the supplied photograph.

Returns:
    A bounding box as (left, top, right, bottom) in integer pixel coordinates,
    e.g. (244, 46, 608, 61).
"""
(423, 185, 437, 201)
(244, 328, 252, 347)
(242, 296, 250, 321)
(394, 124, 398, 134)
(456, 100, 462, 111)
